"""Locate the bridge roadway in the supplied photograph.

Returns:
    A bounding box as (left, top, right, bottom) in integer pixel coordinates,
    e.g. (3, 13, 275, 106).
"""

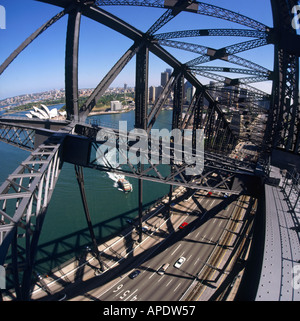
(28, 188, 254, 301)
(93, 193, 251, 302)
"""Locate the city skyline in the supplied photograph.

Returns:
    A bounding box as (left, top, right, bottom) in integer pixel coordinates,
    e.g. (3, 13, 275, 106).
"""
(0, 1, 274, 100)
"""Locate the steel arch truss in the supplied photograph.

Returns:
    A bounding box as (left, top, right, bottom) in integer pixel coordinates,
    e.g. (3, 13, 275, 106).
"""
(264, 0, 300, 154)
(74, 123, 254, 194)
(0, 123, 35, 151)
(0, 0, 299, 300)
(0, 136, 63, 300)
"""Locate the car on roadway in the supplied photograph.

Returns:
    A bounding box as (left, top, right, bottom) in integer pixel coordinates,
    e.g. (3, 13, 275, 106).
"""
(157, 263, 170, 275)
(179, 222, 188, 230)
(142, 226, 149, 233)
(207, 191, 212, 197)
(174, 257, 186, 269)
(129, 270, 141, 279)
(126, 219, 133, 224)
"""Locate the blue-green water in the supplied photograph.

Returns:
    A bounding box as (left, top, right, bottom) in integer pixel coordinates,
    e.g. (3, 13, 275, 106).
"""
(0, 107, 173, 275)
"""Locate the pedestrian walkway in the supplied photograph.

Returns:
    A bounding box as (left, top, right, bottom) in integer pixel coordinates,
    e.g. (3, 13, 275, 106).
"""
(255, 184, 300, 301)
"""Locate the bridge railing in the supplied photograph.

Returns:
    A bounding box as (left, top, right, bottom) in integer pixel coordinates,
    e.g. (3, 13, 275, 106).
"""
(281, 167, 300, 227)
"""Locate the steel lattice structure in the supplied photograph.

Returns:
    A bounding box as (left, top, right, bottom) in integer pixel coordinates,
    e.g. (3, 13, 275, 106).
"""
(0, 0, 299, 300)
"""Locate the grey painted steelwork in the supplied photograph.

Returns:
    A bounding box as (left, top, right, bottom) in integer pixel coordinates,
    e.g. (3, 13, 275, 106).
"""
(256, 184, 300, 301)
(0, 0, 298, 299)
(0, 136, 64, 300)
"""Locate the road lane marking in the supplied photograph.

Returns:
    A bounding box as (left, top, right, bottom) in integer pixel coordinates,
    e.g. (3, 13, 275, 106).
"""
(157, 275, 165, 283)
(148, 272, 155, 279)
(93, 191, 226, 301)
(188, 226, 196, 236)
(166, 279, 173, 287)
(124, 288, 138, 301)
(115, 289, 125, 297)
(174, 283, 181, 292)
(171, 244, 181, 256)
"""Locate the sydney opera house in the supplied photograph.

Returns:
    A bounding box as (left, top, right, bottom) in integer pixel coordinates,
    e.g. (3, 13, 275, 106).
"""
(26, 104, 66, 120)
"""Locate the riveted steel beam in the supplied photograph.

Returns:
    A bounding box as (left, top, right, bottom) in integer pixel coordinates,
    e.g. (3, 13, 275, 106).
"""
(0, 135, 64, 300)
(265, 0, 300, 155)
(65, 6, 82, 122)
(0, 8, 69, 76)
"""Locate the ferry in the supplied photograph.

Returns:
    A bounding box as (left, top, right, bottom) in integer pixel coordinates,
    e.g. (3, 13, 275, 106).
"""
(117, 177, 133, 193)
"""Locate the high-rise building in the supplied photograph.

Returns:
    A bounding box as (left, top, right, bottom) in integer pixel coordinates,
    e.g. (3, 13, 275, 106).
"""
(149, 86, 156, 103)
(161, 71, 169, 87)
(155, 86, 163, 102)
(166, 68, 172, 77)
(184, 81, 195, 104)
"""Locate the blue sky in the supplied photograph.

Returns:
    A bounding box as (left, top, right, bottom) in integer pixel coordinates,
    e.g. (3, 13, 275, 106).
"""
(0, 0, 276, 100)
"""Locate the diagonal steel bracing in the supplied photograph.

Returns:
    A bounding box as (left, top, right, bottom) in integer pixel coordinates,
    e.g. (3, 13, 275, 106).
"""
(0, 123, 35, 151)
(95, 0, 268, 31)
(0, 0, 298, 301)
(0, 135, 64, 300)
(73, 123, 253, 193)
(264, 0, 300, 154)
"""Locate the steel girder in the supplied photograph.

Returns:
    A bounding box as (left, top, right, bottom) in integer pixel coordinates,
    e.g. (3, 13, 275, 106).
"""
(74, 123, 254, 193)
(172, 73, 184, 130)
(0, 123, 35, 151)
(79, 42, 143, 121)
(77, 4, 225, 129)
(95, 0, 268, 31)
(265, 0, 300, 154)
(31, 0, 272, 147)
(65, 6, 82, 122)
(0, 8, 69, 76)
(158, 39, 270, 74)
(190, 66, 271, 78)
(135, 45, 149, 130)
(0, 135, 64, 300)
(154, 28, 268, 40)
(146, 0, 195, 36)
(2, 0, 297, 299)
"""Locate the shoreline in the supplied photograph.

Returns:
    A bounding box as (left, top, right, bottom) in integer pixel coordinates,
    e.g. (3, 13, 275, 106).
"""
(2, 106, 135, 118)
(88, 107, 135, 116)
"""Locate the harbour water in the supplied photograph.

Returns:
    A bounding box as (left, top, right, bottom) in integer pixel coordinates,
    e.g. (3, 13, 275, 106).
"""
(0, 106, 173, 275)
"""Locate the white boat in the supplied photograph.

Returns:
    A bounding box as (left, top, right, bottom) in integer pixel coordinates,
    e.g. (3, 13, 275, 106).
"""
(100, 149, 133, 193)
(117, 177, 133, 193)
(107, 172, 133, 193)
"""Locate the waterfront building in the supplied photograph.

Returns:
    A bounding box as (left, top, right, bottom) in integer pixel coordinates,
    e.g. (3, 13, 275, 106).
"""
(110, 100, 123, 111)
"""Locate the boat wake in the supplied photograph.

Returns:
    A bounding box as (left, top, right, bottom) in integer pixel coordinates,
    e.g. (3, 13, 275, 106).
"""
(107, 172, 124, 188)
(99, 148, 133, 193)
(107, 172, 132, 193)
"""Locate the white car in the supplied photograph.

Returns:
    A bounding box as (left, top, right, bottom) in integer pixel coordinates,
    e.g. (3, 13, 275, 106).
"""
(174, 257, 186, 269)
